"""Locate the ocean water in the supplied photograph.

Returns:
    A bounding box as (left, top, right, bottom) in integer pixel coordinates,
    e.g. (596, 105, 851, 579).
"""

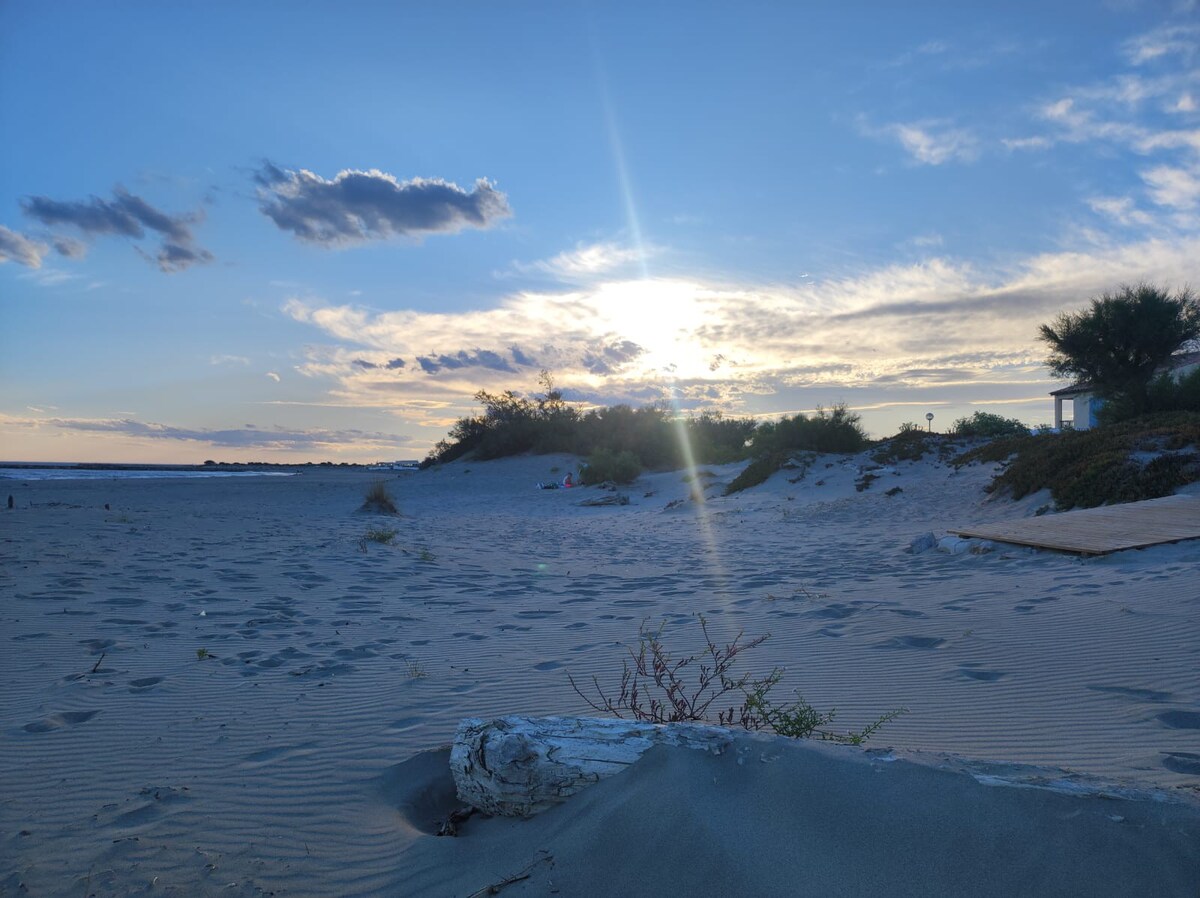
(0, 467, 296, 482)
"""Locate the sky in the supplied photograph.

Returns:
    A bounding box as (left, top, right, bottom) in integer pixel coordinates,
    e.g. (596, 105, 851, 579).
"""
(3, 0, 1200, 464)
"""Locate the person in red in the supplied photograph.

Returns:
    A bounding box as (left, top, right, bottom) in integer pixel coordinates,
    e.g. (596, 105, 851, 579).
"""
(562, 472, 574, 488)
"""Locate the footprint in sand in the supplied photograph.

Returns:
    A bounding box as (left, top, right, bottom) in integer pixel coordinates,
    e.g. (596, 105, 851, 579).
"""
(23, 710, 100, 733)
(956, 665, 1007, 682)
(874, 635, 945, 650)
(1087, 685, 1174, 703)
(1156, 710, 1200, 729)
(1161, 751, 1200, 775)
(129, 676, 163, 690)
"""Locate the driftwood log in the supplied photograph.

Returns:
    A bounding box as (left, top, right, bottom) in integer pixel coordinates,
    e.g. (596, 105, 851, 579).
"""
(451, 715, 735, 817)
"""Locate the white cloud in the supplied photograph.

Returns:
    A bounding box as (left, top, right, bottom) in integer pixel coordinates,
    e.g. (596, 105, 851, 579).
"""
(1087, 195, 1155, 226)
(0, 225, 49, 268)
(882, 122, 979, 165)
(1170, 92, 1198, 113)
(1141, 164, 1200, 208)
(506, 240, 650, 281)
(284, 235, 1200, 423)
(210, 355, 250, 366)
(266, 371, 281, 382)
(1123, 23, 1200, 65)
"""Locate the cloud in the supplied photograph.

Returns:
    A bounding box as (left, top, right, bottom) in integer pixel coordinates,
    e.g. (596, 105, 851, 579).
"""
(266, 371, 281, 382)
(15, 415, 411, 451)
(254, 162, 512, 246)
(210, 355, 250, 366)
(581, 340, 645, 375)
(1087, 195, 1155, 226)
(0, 225, 49, 268)
(507, 241, 649, 281)
(415, 349, 519, 375)
(871, 121, 979, 165)
(1123, 23, 1199, 65)
(281, 234, 1200, 430)
(20, 187, 212, 272)
(1141, 164, 1200, 208)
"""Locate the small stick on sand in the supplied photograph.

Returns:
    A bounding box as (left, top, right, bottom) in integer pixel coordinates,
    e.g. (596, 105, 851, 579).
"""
(466, 851, 553, 897)
(91, 653, 106, 674)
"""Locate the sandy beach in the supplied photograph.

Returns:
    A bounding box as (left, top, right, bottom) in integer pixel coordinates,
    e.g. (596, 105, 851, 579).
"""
(2, 452, 1199, 895)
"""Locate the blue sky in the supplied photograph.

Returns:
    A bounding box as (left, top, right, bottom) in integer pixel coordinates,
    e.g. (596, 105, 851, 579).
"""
(3, 1, 1199, 463)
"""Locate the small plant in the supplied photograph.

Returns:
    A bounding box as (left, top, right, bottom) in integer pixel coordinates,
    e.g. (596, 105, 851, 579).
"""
(360, 480, 399, 515)
(579, 448, 642, 485)
(363, 527, 398, 545)
(568, 616, 903, 744)
(417, 548, 435, 562)
(405, 658, 428, 679)
(196, 648, 211, 661)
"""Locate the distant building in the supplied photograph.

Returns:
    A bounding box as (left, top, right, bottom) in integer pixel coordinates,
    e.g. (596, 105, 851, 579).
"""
(1050, 350, 1200, 430)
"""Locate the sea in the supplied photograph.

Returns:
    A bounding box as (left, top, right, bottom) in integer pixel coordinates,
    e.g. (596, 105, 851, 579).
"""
(0, 465, 296, 482)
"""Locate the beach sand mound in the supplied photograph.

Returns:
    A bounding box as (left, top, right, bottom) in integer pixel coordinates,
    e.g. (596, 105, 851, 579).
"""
(390, 734, 1200, 897)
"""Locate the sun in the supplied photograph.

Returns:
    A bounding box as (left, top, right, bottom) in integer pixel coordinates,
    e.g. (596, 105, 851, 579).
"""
(587, 278, 713, 378)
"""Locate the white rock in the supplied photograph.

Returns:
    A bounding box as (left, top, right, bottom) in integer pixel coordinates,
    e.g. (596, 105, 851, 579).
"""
(451, 715, 734, 817)
(907, 532, 937, 554)
(937, 535, 972, 555)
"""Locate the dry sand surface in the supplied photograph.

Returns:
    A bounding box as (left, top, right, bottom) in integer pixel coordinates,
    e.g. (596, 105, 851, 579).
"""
(1, 452, 1198, 896)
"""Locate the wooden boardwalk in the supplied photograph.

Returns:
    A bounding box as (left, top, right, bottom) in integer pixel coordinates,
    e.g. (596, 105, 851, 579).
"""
(952, 494, 1200, 556)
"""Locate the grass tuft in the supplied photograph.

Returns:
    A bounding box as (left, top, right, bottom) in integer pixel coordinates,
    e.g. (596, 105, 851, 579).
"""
(360, 480, 399, 515)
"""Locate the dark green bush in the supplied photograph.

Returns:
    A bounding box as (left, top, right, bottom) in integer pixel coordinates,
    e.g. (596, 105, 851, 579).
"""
(423, 375, 757, 471)
(951, 411, 1030, 438)
(957, 412, 1200, 509)
(1098, 366, 1200, 424)
(579, 448, 643, 485)
(723, 453, 786, 495)
(724, 405, 867, 494)
(750, 404, 868, 457)
(872, 429, 938, 464)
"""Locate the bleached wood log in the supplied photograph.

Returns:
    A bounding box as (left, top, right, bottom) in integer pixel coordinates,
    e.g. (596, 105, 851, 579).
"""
(451, 715, 735, 817)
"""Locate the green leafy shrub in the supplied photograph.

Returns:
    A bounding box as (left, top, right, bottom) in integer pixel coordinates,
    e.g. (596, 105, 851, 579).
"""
(724, 405, 867, 494)
(422, 374, 757, 471)
(957, 412, 1200, 509)
(872, 428, 938, 464)
(579, 448, 642, 485)
(723, 453, 785, 495)
(951, 411, 1030, 438)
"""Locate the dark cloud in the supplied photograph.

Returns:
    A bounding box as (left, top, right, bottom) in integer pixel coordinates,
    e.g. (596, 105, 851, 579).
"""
(353, 359, 379, 369)
(870, 367, 979, 385)
(827, 287, 1065, 326)
(21, 187, 212, 272)
(48, 417, 406, 450)
(254, 162, 512, 246)
(0, 225, 47, 268)
(415, 348, 518, 375)
(385, 357, 406, 370)
(582, 339, 645, 375)
(153, 241, 214, 273)
(52, 236, 87, 259)
(509, 345, 536, 367)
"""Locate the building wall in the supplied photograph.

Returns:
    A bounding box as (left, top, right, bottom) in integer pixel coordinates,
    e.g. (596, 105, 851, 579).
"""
(1073, 394, 1100, 430)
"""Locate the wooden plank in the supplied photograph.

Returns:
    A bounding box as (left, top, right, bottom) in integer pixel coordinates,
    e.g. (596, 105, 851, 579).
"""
(952, 494, 1200, 555)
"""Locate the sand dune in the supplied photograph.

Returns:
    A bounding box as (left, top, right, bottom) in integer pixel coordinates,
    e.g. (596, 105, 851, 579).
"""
(1, 451, 1198, 895)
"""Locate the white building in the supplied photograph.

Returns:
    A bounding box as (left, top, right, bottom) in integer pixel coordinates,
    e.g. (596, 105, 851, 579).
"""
(1050, 351, 1200, 430)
